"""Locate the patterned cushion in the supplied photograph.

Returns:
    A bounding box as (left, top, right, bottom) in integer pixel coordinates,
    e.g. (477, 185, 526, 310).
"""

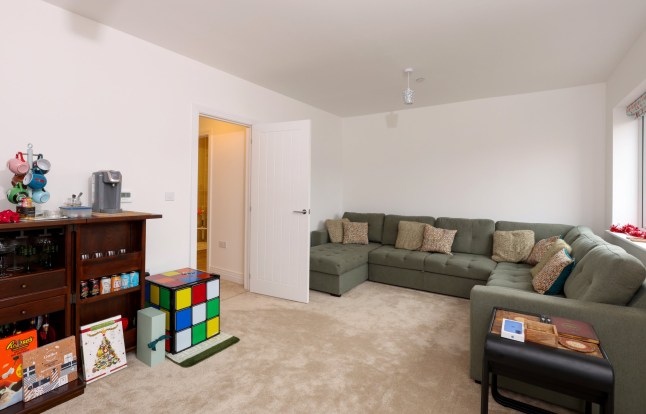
(532, 249, 575, 294)
(395, 221, 426, 250)
(326, 218, 350, 243)
(419, 225, 457, 255)
(492, 230, 535, 263)
(530, 239, 572, 278)
(526, 236, 560, 265)
(342, 221, 369, 245)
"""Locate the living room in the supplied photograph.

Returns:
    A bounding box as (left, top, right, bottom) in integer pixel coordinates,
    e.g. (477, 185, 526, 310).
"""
(2, 1, 646, 413)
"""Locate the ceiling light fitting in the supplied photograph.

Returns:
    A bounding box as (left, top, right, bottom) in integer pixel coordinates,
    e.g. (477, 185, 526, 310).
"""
(403, 68, 414, 105)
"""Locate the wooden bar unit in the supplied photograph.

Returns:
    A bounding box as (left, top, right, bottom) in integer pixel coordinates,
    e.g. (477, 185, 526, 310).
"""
(0, 211, 160, 413)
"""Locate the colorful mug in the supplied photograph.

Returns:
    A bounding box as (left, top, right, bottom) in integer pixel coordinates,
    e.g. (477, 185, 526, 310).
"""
(32, 154, 51, 175)
(6, 183, 29, 204)
(26, 172, 47, 190)
(31, 188, 50, 204)
(7, 152, 29, 175)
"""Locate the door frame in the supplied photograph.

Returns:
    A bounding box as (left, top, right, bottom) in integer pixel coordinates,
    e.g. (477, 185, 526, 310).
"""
(190, 104, 255, 289)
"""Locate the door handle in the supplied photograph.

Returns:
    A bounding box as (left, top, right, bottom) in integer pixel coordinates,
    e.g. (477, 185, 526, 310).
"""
(293, 209, 308, 215)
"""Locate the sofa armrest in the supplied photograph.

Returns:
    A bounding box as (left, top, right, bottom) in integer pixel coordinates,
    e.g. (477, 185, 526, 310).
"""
(470, 285, 646, 413)
(311, 230, 329, 247)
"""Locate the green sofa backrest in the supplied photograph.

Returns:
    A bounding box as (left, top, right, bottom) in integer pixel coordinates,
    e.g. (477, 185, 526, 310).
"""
(435, 217, 495, 255)
(495, 221, 573, 244)
(342, 212, 386, 243)
(381, 215, 436, 246)
(565, 244, 646, 305)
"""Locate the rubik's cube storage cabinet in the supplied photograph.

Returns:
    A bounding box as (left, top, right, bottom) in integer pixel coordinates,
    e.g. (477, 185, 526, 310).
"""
(145, 268, 220, 353)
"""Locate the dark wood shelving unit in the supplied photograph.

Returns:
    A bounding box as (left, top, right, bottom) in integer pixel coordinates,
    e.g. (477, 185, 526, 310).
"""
(0, 211, 160, 414)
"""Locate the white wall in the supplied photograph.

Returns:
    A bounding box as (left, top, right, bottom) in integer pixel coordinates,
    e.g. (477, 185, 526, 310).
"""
(0, 1, 343, 273)
(342, 84, 606, 232)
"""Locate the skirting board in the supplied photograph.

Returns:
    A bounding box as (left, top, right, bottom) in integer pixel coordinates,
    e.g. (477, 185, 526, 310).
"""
(208, 266, 243, 284)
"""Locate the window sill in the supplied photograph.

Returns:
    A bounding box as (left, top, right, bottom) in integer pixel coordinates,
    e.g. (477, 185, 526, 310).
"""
(605, 230, 646, 252)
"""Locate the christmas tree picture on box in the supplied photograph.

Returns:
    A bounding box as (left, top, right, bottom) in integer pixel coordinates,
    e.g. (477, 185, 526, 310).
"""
(80, 316, 127, 384)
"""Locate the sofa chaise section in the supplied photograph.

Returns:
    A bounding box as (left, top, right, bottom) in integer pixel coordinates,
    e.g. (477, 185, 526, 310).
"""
(309, 212, 385, 296)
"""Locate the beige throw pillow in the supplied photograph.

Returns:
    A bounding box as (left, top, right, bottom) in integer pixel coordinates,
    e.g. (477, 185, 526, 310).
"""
(419, 225, 457, 255)
(326, 218, 350, 243)
(342, 221, 369, 245)
(526, 235, 560, 265)
(395, 221, 426, 250)
(532, 249, 574, 294)
(530, 239, 572, 278)
(492, 230, 535, 263)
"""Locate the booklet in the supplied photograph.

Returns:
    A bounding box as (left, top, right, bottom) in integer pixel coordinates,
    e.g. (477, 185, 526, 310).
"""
(550, 316, 599, 344)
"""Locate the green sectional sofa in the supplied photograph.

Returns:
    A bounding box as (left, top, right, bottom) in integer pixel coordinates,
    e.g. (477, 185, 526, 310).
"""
(309, 212, 646, 413)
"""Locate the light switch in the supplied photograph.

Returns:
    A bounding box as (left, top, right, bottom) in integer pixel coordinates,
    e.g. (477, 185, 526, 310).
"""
(165, 192, 175, 201)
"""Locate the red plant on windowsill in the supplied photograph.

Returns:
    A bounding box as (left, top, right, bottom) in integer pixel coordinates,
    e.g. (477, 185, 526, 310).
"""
(610, 223, 646, 239)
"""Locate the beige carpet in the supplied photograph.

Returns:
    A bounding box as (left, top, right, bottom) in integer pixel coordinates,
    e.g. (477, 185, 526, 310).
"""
(47, 281, 575, 413)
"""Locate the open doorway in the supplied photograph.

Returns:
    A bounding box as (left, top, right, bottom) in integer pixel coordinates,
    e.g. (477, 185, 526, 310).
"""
(197, 116, 249, 284)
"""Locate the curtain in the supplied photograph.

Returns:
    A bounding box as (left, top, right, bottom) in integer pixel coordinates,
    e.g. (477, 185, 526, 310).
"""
(627, 91, 646, 118)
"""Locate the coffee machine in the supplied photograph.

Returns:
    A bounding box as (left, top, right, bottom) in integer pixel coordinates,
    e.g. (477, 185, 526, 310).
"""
(92, 170, 122, 213)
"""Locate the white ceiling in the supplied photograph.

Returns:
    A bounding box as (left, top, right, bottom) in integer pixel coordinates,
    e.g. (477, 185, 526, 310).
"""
(42, 0, 646, 117)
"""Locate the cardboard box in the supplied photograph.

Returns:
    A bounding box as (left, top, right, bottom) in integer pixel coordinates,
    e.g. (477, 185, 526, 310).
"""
(0, 330, 37, 410)
(137, 307, 166, 367)
(21, 336, 78, 402)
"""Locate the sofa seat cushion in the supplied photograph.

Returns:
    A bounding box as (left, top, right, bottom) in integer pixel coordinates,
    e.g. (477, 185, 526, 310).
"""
(310, 243, 381, 275)
(424, 252, 495, 281)
(486, 262, 535, 292)
(368, 245, 428, 271)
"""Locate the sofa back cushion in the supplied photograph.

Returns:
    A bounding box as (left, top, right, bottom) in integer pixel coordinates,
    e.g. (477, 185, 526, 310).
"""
(382, 215, 435, 246)
(569, 231, 608, 262)
(628, 283, 646, 309)
(434, 217, 494, 255)
(495, 221, 573, 243)
(342, 212, 386, 243)
(564, 244, 646, 305)
(563, 225, 595, 246)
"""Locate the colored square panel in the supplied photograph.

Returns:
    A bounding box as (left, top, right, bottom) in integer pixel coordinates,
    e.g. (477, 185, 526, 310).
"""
(207, 317, 220, 338)
(175, 329, 191, 352)
(162, 309, 170, 331)
(192, 283, 206, 304)
(176, 288, 191, 310)
(159, 287, 171, 310)
(207, 298, 220, 319)
(192, 322, 206, 345)
(145, 282, 150, 302)
(176, 308, 192, 331)
(179, 274, 199, 284)
(166, 280, 187, 288)
(162, 271, 181, 277)
(192, 303, 206, 325)
(207, 280, 219, 300)
(150, 285, 160, 306)
(196, 272, 211, 279)
(165, 330, 170, 352)
(175, 267, 194, 274)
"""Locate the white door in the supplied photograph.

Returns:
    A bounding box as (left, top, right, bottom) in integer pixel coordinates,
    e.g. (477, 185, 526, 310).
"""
(249, 120, 310, 303)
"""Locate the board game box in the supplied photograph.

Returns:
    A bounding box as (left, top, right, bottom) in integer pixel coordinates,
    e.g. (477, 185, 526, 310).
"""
(0, 329, 37, 410)
(21, 336, 78, 402)
(80, 315, 127, 384)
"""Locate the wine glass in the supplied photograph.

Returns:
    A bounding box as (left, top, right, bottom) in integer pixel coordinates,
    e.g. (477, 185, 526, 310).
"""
(0, 239, 15, 278)
(16, 236, 37, 273)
